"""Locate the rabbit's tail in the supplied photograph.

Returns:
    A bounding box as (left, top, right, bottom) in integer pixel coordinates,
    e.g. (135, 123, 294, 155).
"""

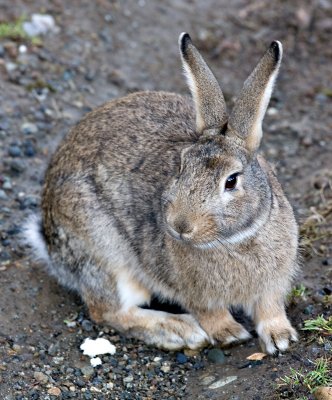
(22, 213, 50, 263)
(22, 214, 82, 292)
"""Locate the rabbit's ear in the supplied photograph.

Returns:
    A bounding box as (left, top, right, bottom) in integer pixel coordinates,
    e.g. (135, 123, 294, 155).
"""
(179, 33, 227, 134)
(228, 41, 283, 153)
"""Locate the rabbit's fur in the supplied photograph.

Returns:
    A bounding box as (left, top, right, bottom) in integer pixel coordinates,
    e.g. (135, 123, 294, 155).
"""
(26, 33, 299, 354)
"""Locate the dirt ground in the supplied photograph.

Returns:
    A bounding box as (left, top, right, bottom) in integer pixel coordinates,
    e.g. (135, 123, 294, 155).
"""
(0, 0, 331, 399)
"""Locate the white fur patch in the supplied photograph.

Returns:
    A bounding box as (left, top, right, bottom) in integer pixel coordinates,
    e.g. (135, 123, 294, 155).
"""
(116, 270, 151, 311)
(182, 60, 204, 132)
(221, 216, 267, 245)
(237, 329, 252, 340)
(196, 200, 271, 249)
(256, 317, 296, 354)
(223, 335, 238, 345)
(22, 214, 50, 262)
(275, 338, 289, 352)
(256, 319, 277, 354)
(223, 327, 251, 345)
(251, 42, 283, 148)
(256, 320, 270, 337)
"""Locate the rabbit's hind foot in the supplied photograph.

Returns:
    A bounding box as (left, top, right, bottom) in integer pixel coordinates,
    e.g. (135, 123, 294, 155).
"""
(88, 302, 209, 350)
(82, 270, 210, 350)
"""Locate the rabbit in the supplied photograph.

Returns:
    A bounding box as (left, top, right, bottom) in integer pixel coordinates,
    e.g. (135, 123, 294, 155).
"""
(25, 32, 299, 354)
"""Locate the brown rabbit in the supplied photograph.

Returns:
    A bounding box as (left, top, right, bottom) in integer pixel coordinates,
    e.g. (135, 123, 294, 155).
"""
(25, 33, 299, 354)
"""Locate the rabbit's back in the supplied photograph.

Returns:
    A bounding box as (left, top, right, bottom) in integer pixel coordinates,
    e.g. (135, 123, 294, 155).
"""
(45, 91, 196, 179)
(41, 92, 196, 286)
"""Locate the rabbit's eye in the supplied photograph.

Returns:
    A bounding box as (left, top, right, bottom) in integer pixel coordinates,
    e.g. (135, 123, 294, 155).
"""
(225, 173, 238, 191)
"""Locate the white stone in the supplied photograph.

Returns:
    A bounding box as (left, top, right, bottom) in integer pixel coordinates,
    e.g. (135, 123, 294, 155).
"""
(208, 376, 237, 389)
(23, 14, 59, 37)
(80, 338, 116, 357)
(90, 357, 102, 367)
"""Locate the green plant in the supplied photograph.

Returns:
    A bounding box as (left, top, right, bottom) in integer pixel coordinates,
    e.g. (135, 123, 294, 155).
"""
(0, 17, 42, 45)
(0, 18, 27, 40)
(280, 358, 331, 394)
(302, 315, 332, 333)
(288, 284, 307, 301)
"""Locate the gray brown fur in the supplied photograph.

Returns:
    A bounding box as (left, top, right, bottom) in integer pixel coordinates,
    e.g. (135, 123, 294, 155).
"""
(26, 33, 299, 353)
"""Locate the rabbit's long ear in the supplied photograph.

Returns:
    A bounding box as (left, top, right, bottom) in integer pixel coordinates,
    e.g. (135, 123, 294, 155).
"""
(228, 41, 283, 153)
(179, 33, 227, 134)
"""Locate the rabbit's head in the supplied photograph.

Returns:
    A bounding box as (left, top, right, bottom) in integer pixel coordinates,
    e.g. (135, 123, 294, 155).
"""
(163, 33, 283, 248)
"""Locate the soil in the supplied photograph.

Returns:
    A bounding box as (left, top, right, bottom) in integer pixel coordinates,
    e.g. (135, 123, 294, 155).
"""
(0, 0, 331, 399)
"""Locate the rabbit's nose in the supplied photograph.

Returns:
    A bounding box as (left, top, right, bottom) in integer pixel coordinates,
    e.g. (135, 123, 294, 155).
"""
(172, 218, 194, 238)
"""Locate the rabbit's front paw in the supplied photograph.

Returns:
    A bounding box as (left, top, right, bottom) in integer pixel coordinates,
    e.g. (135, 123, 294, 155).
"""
(197, 309, 252, 347)
(214, 320, 252, 346)
(256, 317, 298, 355)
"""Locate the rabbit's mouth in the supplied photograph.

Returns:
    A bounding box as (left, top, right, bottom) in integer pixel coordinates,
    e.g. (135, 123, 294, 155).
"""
(165, 224, 219, 248)
(165, 225, 194, 244)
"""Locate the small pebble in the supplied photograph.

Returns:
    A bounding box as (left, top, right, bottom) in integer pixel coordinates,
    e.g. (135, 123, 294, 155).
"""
(315, 93, 327, 104)
(208, 376, 238, 389)
(5, 62, 17, 72)
(0, 190, 7, 200)
(81, 319, 94, 332)
(10, 159, 26, 173)
(52, 356, 64, 364)
(302, 135, 313, 146)
(33, 371, 49, 384)
(8, 145, 22, 157)
(160, 363, 171, 373)
(84, 71, 95, 82)
(200, 375, 216, 386)
(267, 107, 279, 116)
(21, 122, 38, 135)
(2, 179, 12, 190)
(123, 375, 133, 383)
(19, 195, 38, 209)
(303, 304, 314, 315)
(48, 342, 60, 356)
(19, 44, 27, 53)
(81, 366, 95, 378)
(47, 387, 61, 396)
(176, 353, 187, 364)
(207, 348, 226, 364)
(324, 342, 332, 352)
(24, 145, 36, 157)
(12, 344, 21, 352)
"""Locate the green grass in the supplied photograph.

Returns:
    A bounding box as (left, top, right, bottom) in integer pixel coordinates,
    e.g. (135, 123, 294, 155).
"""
(302, 315, 332, 334)
(0, 18, 27, 40)
(280, 358, 332, 394)
(0, 17, 42, 44)
(288, 284, 308, 302)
